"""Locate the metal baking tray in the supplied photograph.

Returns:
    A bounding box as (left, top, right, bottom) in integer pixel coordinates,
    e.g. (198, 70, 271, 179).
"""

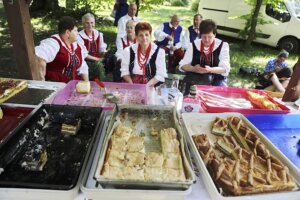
(181, 112, 300, 200)
(0, 104, 102, 192)
(0, 105, 35, 148)
(94, 104, 195, 190)
(80, 112, 193, 200)
(1, 80, 65, 107)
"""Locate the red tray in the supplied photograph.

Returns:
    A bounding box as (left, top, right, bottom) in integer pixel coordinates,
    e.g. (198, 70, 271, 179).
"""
(0, 106, 33, 146)
(196, 85, 290, 115)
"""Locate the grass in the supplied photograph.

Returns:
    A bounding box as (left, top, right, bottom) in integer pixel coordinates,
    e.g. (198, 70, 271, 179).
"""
(0, 3, 298, 87)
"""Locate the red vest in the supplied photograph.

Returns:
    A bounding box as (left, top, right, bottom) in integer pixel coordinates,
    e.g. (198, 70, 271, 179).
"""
(46, 37, 82, 83)
(80, 34, 101, 58)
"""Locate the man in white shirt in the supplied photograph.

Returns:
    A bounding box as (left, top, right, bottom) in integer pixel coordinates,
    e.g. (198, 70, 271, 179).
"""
(182, 14, 203, 50)
(154, 15, 184, 73)
(117, 3, 140, 38)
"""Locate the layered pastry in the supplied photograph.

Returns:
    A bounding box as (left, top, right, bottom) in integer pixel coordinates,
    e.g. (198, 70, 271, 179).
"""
(101, 125, 186, 182)
(0, 79, 27, 103)
(212, 117, 228, 136)
(247, 91, 281, 110)
(161, 128, 180, 156)
(20, 144, 48, 171)
(61, 119, 82, 135)
(192, 117, 296, 196)
(76, 81, 91, 94)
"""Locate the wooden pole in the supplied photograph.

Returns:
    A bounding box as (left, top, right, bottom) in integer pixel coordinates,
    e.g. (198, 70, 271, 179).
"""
(282, 56, 300, 102)
(3, 0, 38, 80)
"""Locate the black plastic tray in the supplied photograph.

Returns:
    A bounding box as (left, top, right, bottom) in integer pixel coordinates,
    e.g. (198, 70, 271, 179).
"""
(0, 104, 102, 190)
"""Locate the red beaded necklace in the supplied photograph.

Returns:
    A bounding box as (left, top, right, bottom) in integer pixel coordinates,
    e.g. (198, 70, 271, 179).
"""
(59, 35, 74, 55)
(137, 43, 152, 75)
(200, 40, 215, 65)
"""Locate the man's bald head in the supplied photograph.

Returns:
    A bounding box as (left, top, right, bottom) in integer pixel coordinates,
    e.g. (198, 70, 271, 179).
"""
(171, 15, 181, 27)
(128, 3, 137, 17)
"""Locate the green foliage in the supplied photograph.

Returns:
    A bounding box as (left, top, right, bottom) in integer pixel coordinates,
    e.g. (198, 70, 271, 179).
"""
(170, 0, 188, 7)
(235, 0, 285, 43)
(190, 0, 200, 12)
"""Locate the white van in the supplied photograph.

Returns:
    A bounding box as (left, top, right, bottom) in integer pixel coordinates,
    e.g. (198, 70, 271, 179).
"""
(198, 0, 300, 52)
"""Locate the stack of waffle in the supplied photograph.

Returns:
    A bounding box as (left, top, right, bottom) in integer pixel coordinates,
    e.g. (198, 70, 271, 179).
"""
(192, 116, 295, 196)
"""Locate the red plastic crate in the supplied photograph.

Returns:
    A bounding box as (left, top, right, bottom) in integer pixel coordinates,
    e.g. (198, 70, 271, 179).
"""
(196, 85, 290, 115)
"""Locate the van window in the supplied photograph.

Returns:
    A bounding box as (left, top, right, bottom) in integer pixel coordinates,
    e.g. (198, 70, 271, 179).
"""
(289, 0, 300, 17)
(266, 3, 291, 22)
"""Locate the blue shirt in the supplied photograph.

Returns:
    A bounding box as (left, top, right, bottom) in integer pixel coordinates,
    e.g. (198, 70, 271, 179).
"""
(264, 58, 288, 73)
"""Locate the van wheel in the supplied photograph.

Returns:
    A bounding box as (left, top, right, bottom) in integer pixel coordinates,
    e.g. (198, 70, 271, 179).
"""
(278, 37, 299, 53)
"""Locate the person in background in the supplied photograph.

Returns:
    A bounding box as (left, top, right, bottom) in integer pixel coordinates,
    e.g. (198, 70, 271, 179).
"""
(182, 14, 203, 50)
(154, 15, 184, 73)
(260, 50, 292, 92)
(78, 13, 107, 80)
(117, 3, 140, 38)
(114, 21, 136, 82)
(114, 0, 129, 26)
(35, 16, 89, 83)
(120, 22, 167, 87)
(179, 19, 230, 95)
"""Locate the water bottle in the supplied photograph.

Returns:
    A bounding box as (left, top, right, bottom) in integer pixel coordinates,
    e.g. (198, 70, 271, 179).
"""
(168, 38, 174, 55)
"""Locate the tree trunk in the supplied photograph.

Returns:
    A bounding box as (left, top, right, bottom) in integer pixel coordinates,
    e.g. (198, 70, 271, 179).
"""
(282, 57, 300, 102)
(136, 0, 139, 16)
(244, 0, 263, 49)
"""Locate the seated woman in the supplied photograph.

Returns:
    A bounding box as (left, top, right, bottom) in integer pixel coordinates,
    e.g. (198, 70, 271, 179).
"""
(260, 50, 292, 92)
(114, 20, 136, 81)
(179, 19, 230, 95)
(78, 13, 107, 80)
(35, 16, 89, 83)
(120, 22, 167, 87)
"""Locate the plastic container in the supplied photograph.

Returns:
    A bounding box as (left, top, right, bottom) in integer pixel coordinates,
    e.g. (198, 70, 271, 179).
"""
(247, 114, 300, 171)
(50, 80, 148, 110)
(197, 85, 290, 115)
(181, 112, 300, 200)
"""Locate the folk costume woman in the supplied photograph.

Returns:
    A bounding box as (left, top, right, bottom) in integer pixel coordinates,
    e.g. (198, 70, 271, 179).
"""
(120, 22, 167, 87)
(78, 13, 107, 80)
(35, 16, 89, 83)
(114, 21, 136, 82)
(179, 19, 230, 95)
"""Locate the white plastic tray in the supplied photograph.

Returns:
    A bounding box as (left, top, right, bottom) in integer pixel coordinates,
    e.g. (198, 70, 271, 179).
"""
(81, 113, 192, 200)
(181, 112, 300, 200)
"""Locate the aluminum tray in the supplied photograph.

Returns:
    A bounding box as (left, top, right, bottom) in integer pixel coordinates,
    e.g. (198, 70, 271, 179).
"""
(0, 105, 104, 200)
(181, 112, 300, 200)
(0, 105, 35, 148)
(1, 80, 65, 108)
(94, 105, 195, 190)
(80, 112, 193, 200)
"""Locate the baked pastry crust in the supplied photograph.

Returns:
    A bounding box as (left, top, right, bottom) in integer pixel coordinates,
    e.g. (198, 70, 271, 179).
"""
(125, 152, 145, 167)
(145, 152, 164, 167)
(0, 79, 27, 103)
(127, 136, 145, 152)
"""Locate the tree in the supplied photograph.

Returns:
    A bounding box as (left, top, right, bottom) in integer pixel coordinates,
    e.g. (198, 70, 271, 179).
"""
(239, 0, 285, 49)
(30, 0, 59, 13)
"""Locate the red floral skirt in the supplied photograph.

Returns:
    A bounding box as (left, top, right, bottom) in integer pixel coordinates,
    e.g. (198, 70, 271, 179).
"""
(132, 74, 147, 84)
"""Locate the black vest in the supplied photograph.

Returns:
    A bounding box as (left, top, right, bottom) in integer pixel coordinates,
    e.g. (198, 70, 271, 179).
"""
(129, 46, 162, 85)
(184, 40, 224, 86)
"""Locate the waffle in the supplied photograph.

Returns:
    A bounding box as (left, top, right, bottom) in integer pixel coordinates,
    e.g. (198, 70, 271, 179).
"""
(212, 117, 228, 136)
(192, 116, 296, 196)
